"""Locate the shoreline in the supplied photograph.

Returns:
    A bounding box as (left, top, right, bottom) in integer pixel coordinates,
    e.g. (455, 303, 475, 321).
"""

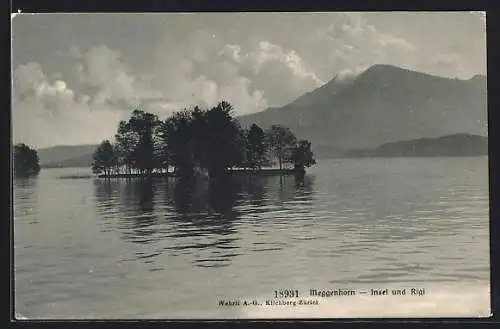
(96, 168, 298, 179)
(40, 154, 488, 170)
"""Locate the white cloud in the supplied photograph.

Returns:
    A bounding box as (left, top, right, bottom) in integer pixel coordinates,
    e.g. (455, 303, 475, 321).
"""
(12, 21, 416, 147)
(317, 13, 418, 71)
(14, 62, 46, 96)
(146, 31, 270, 113)
(214, 40, 324, 106)
(147, 29, 326, 109)
(418, 52, 470, 78)
(310, 12, 483, 80)
(76, 45, 156, 108)
(12, 41, 273, 146)
(12, 62, 124, 148)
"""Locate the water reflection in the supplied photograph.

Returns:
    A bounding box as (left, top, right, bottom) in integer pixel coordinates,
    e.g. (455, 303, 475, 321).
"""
(267, 175, 315, 204)
(121, 178, 156, 215)
(93, 180, 123, 232)
(92, 174, 316, 269)
(208, 177, 243, 215)
(169, 177, 210, 214)
(165, 176, 244, 217)
(295, 174, 314, 191)
(119, 179, 159, 243)
(243, 177, 267, 205)
(163, 177, 241, 267)
(14, 178, 39, 223)
(294, 175, 315, 203)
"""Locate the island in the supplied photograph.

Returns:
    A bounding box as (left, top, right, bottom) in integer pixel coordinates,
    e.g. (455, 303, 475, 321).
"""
(91, 101, 316, 180)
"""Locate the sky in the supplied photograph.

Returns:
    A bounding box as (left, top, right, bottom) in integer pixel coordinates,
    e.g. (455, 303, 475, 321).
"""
(11, 12, 486, 148)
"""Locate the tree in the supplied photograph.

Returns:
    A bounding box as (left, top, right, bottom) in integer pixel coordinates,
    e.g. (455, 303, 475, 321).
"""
(152, 128, 168, 174)
(114, 120, 138, 175)
(92, 140, 117, 177)
(113, 109, 161, 175)
(162, 109, 197, 178)
(128, 109, 161, 175)
(199, 101, 246, 177)
(245, 123, 267, 170)
(161, 102, 246, 179)
(156, 118, 172, 173)
(266, 125, 297, 171)
(190, 106, 209, 172)
(13, 143, 40, 178)
(290, 139, 316, 174)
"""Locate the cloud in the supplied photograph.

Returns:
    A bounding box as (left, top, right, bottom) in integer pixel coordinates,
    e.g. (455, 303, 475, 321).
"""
(315, 13, 417, 71)
(213, 40, 324, 106)
(141, 31, 270, 113)
(11, 19, 418, 147)
(302, 12, 484, 80)
(75, 45, 159, 109)
(12, 41, 272, 147)
(12, 62, 124, 148)
(263, 12, 418, 83)
(419, 52, 469, 78)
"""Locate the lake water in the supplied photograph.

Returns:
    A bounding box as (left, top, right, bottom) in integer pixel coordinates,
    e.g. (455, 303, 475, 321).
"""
(14, 157, 491, 319)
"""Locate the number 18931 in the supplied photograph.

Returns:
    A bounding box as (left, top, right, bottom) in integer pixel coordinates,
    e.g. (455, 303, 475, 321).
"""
(274, 289, 299, 298)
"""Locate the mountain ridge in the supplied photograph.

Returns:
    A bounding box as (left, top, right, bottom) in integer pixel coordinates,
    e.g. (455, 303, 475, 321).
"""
(237, 64, 487, 155)
(37, 144, 98, 167)
(342, 133, 487, 158)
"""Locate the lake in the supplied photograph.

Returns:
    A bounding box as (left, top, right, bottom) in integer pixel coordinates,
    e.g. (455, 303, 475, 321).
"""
(13, 157, 491, 319)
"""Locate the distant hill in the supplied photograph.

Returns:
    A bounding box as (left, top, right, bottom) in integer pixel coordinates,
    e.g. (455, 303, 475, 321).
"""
(37, 144, 97, 168)
(237, 64, 487, 157)
(342, 134, 488, 158)
(40, 153, 94, 168)
(36, 133, 488, 168)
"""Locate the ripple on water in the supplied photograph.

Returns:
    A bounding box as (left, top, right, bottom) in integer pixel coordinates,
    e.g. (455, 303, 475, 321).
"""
(14, 159, 490, 317)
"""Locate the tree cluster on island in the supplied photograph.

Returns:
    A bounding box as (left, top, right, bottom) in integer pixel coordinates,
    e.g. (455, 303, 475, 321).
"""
(13, 143, 41, 178)
(91, 101, 316, 180)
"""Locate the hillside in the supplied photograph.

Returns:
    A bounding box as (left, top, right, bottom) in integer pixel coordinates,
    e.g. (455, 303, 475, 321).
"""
(342, 134, 488, 158)
(237, 64, 487, 157)
(37, 144, 97, 168)
(40, 153, 94, 168)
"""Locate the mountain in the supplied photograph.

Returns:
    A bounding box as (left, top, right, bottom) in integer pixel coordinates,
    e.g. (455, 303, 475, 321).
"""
(237, 64, 487, 157)
(37, 144, 97, 168)
(343, 134, 488, 158)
